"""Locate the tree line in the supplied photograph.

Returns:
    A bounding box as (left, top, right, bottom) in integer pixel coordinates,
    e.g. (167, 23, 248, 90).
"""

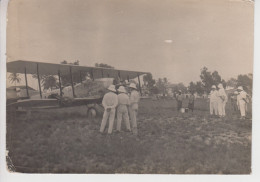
(142, 67, 253, 96)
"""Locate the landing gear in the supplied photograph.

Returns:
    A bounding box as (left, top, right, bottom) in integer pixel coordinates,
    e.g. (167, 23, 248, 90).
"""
(87, 107, 97, 119)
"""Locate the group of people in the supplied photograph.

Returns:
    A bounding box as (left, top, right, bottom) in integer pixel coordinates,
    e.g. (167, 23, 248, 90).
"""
(209, 83, 228, 118)
(210, 83, 249, 119)
(175, 90, 195, 112)
(100, 83, 140, 135)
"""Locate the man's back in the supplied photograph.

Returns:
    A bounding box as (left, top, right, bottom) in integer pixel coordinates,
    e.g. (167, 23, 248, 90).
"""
(130, 90, 140, 104)
(118, 93, 130, 105)
(102, 92, 118, 108)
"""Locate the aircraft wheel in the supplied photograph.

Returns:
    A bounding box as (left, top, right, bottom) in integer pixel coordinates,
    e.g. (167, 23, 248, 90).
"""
(87, 107, 97, 119)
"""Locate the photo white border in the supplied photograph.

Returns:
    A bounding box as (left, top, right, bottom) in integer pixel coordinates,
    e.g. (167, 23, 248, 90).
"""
(1, 0, 259, 181)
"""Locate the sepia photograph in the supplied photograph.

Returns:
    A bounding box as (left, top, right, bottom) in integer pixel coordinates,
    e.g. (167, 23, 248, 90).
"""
(4, 0, 255, 174)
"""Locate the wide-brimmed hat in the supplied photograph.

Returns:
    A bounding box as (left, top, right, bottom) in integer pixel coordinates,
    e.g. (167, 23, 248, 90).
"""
(118, 86, 126, 93)
(237, 86, 243, 91)
(129, 83, 137, 89)
(218, 83, 223, 89)
(107, 85, 116, 92)
(211, 85, 216, 89)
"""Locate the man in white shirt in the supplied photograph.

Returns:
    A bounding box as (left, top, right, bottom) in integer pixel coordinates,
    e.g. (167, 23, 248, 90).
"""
(217, 83, 228, 117)
(237, 86, 248, 119)
(129, 83, 140, 135)
(116, 86, 131, 132)
(100, 85, 118, 134)
(209, 85, 218, 116)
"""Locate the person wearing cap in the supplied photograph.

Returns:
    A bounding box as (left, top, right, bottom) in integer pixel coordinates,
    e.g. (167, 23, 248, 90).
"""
(237, 86, 248, 119)
(209, 85, 218, 116)
(100, 84, 118, 134)
(217, 83, 228, 117)
(176, 90, 183, 111)
(116, 86, 131, 132)
(129, 83, 140, 135)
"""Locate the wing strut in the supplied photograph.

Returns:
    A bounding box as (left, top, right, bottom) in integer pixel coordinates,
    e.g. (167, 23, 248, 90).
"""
(101, 70, 104, 78)
(118, 71, 121, 80)
(69, 66, 75, 98)
(24, 67, 29, 97)
(91, 69, 94, 81)
(58, 70, 62, 96)
(137, 74, 142, 96)
(79, 71, 82, 83)
(36, 63, 42, 99)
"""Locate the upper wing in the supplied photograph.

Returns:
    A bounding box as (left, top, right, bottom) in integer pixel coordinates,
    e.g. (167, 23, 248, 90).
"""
(7, 60, 148, 80)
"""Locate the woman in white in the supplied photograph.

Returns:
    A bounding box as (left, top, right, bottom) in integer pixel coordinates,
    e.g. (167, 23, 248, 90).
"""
(209, 85, 218, 116)
(217, 83, 228, 117)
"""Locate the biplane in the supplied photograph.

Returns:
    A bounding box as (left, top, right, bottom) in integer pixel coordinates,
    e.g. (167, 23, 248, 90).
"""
(6, 60, 148, 118)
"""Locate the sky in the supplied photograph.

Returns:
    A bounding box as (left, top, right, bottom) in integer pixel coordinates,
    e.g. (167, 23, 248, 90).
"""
(6, 0, 254, 88)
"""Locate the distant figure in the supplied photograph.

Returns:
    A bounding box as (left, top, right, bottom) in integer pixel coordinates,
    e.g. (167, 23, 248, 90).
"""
(217, 83, 228, 117)
(116, 86, 131, 132)
(209, 85, 218, 116)
(188, 92, 195, 112)
(237, 86, 248, 119)
(100, 85, 118, 134)
(176, 90, 183, 111)
(129, 83, 140, 135)
(231, 91, 239, 112)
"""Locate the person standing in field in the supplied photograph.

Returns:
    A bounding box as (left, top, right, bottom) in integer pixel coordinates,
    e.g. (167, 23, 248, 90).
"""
(129, 83, 140, 135)
(176, 90, 183, 111)
(116, 86, 131, 132)
(100, 85, 118, 134)
(217, 83, 228, 117)
(188, 92, 195, 112)
(231, 91, 239, 112)
(237, 86, 248, 119)
(209, 85, 218, 116)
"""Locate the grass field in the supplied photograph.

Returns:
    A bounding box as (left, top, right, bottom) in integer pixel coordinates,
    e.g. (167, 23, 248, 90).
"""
(6, 98, 252, 174)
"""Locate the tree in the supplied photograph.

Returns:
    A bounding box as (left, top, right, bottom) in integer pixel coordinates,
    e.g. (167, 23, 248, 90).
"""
(143, 73, 156, 95)
(42, 75, 58, 90)
(156, 78, 169, 96)
(195, 81, 205, 95)
(8, 73, 21, 86)
(95, 63, 115, 69)
(156, 78, 164, 94)
(188, 81, 196, 93)
(237, 74, 253, 93)
(32, 74, 58, 90)
(200, 67, 214, 93)
(61, 60, 68, 64)
(170, 82, 187, 94)
(200, 67, 223, 93)
(226, 77, 238, 88)
(212, 71, 222, 84)
(221, 79, 227, 89)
